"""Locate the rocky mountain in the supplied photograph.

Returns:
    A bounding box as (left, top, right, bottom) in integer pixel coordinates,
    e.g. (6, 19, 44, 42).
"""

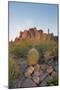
(14, 27, 56, 42)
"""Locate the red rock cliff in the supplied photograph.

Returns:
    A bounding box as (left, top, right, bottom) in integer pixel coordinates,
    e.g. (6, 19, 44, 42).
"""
(15, 27, 51, 41)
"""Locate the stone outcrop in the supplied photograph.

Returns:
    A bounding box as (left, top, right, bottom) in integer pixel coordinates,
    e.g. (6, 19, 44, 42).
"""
(15, 27, 54, 42)
(15, 27, 48, 41)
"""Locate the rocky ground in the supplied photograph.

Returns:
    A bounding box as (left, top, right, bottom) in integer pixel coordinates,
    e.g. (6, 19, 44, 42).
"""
(13, 57, 58, 88)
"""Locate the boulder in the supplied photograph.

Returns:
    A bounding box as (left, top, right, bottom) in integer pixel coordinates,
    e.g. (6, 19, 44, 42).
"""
(39, 80, 48, 86)
(40, 64, 47, 72)
(34, 64, 40, 72)
(32, 75, 40, 84)
(21, 78, 37, 88)
(32, 71, 40, 84)
(46, 65, 53, 74)
(20, 59, 27, 72)
(25, 66, 34, 77)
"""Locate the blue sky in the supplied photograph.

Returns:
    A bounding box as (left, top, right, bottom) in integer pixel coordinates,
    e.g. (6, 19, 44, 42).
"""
(9, 2, 58, 41)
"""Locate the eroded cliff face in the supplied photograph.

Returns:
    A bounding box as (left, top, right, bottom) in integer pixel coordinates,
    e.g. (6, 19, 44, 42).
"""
(15, 27, 51, 42)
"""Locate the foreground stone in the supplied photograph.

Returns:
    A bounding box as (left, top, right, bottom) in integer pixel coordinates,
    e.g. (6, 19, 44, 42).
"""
(25, 66, 34, 77)
(21, 78, 37, 88)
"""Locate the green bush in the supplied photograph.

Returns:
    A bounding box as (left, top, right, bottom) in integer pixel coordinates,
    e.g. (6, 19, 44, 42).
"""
(47, 78, 58, 86)
(35, 43, 48, 57)
(9, 57, 25, 88)
(9, 39, 58, 60)
(9, 58, 20, 88)
(35, 41, 58, 58)
(12, 46, 28, 59)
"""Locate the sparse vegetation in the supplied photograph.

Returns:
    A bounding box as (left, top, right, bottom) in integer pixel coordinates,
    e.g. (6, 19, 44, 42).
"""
(47, 78, 58, 86)
(9, 57, 19, 88)
(9, 57, 24, 88)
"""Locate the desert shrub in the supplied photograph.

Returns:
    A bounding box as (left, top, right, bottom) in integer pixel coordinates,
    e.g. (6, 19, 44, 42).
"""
(9, 56, 25, 88)
(35, 41, 58, 58)
(14, 39, 33, 48)
(27, 48, 39, 65)
(47, 78, 58, 86)
(49, 46, 58, 56)
(12, 46, 28, 59)
(9, 57, 25, 88)
(35, 43, 48, 57)
(9, 58, 20, 88)
(44, 44, 57, 58)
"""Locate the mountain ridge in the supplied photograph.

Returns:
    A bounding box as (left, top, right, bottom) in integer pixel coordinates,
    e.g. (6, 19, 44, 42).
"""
(15, 27, 54, 42)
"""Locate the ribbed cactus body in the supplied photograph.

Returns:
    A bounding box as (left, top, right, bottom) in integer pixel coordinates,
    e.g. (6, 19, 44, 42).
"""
(27, 48, 39, 65)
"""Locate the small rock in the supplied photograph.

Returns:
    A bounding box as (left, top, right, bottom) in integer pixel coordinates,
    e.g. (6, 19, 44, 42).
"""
(51, 71, 58, 79)
(14, 78, 22, 88)
(39, 80, 48, 86)
(21, 78, 37, 88)
(41, 64, 47, 72)
(34, 64, 40, 72)
(54, 64, 58, 72)
(46, 65, 53, 74)
(33, 71, 40, 76)
(32, 76, 40, 84)
(20, 59, 27, 72)
(47, 59, 54, 66)
(46, 75, 53, 82)
(25, 66, 34, 77)
(32, 71, 40, 84)
(32, 70, 43, 84)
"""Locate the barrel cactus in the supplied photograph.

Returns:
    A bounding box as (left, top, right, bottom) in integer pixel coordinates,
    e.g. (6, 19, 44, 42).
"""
(27, 48, 39, 65)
